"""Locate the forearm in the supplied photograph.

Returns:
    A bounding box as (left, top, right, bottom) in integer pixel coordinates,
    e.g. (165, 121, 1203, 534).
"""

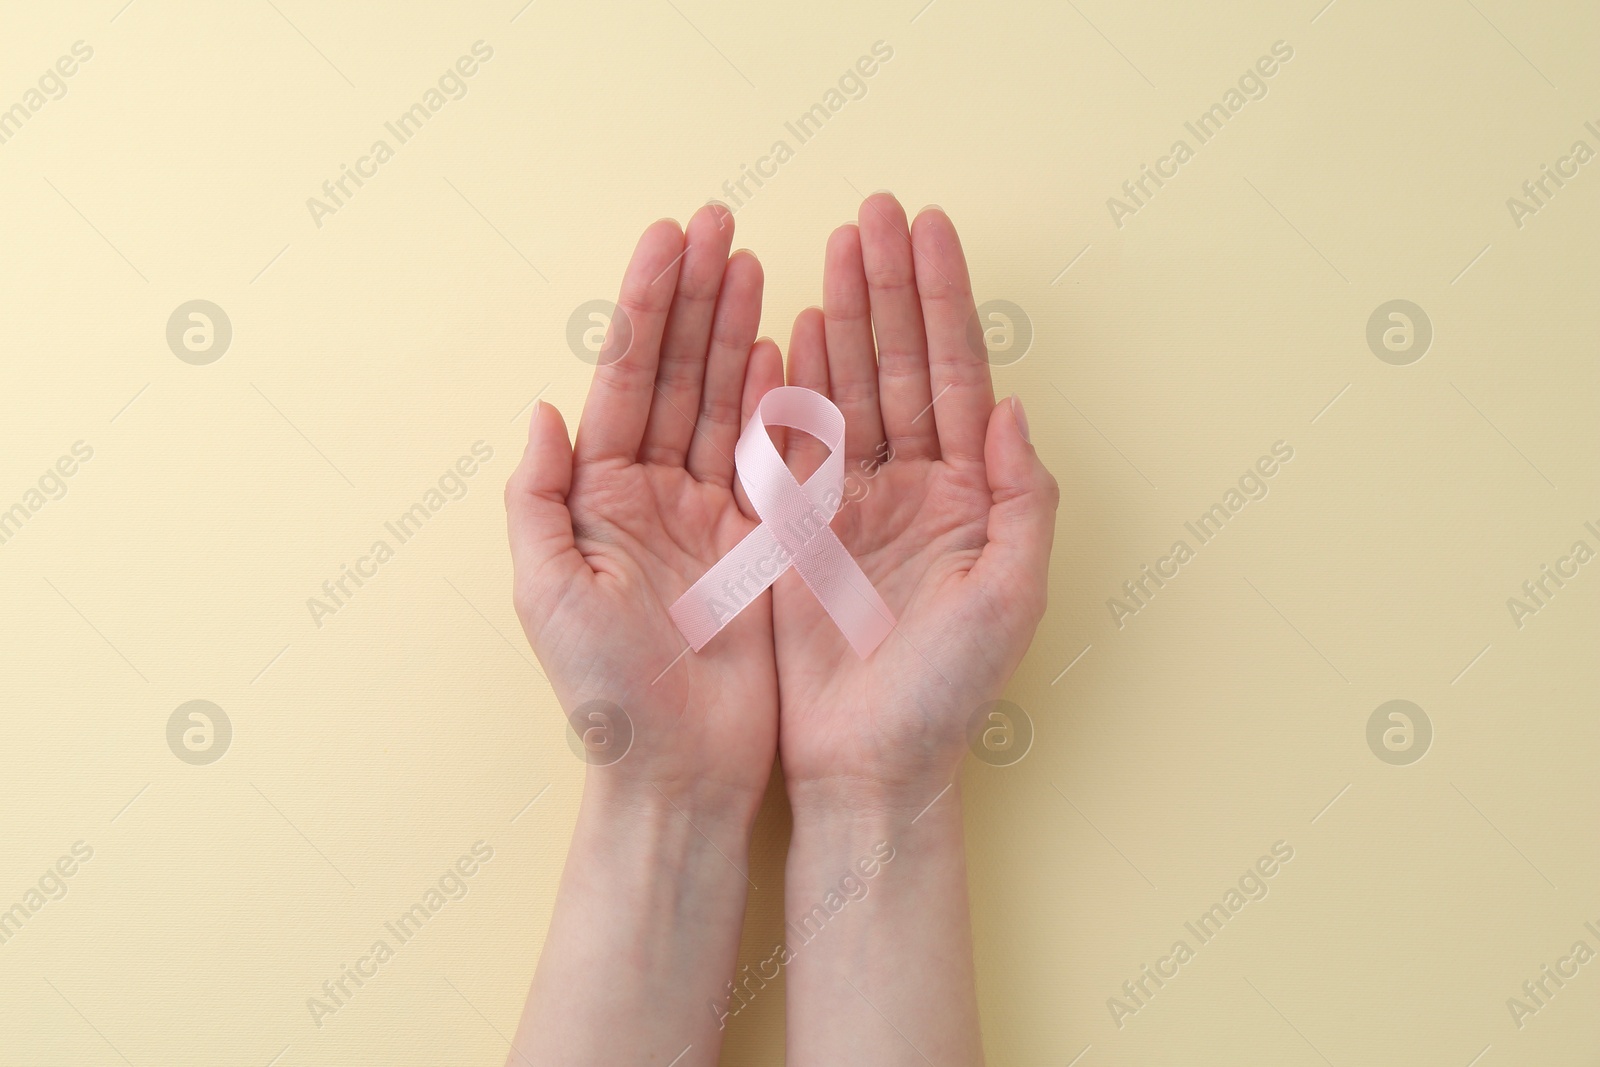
(783, 777, 984, 1066)
(509, 773, 760, 1066)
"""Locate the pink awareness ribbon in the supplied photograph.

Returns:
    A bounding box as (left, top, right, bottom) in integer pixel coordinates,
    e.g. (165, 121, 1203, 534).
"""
(669, 386, 895, 658)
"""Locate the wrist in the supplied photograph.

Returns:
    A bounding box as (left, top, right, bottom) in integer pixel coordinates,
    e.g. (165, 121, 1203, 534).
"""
(581, 766, 764, 847)
(785, 772, 963, 834)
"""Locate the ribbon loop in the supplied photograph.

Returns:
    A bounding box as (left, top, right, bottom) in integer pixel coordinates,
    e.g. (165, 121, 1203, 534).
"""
(669, 387, 895, 658)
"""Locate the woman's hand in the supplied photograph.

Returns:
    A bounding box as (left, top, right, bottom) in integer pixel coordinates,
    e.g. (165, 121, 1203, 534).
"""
(773, 193, 1058, 1067)
(505, 203, 783, 813)
(773, 193, 1059, 813)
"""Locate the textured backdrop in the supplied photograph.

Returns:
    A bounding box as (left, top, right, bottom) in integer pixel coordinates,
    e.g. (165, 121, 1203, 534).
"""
(1, 1, 1596, 1064)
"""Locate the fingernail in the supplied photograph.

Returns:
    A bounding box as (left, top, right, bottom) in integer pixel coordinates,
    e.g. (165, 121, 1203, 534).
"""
(525, 401, 543, 448)
(870, 188, 895, 197)
(922, 204, 944, 214)
(1011, 394, 1030, 444)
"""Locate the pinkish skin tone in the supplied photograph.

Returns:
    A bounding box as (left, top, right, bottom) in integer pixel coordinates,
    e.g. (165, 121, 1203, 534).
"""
(503, 193, 1056, 1066)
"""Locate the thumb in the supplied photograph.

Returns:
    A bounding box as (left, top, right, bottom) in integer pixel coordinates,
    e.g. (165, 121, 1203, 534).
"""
(505, 401, 590, 618)
(970, 395, 1058, 617)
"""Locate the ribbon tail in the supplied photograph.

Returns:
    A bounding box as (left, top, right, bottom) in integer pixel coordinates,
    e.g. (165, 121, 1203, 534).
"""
(668, 523, 789, 651)
(786, 536, 896, 659)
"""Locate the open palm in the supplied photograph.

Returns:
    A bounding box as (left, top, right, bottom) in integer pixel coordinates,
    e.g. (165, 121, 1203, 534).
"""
(773, 195, 1059, 801)
(505, 206, 783, 802)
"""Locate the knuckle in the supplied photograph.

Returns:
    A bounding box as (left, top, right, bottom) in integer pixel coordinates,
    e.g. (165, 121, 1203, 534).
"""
(708, 318, 751, 352)
(698, 391, 742, 428)
(830, 376, 878, 407)
(863, 259, 915, 291)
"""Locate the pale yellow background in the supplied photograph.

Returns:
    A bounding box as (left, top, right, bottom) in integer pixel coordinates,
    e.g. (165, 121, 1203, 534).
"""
(1, 0, 1596, 1064)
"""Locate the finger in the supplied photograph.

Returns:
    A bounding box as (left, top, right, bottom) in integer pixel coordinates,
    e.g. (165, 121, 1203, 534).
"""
(968, 395, 1057, 626)
(911, 206, 993, 464)
(858, 192, 936, 461)
(784, 306, 832, 480)
(506, 402, 592, 625)
(573, 218, 685, 466)
(822, 223, 886, 467)
(687, 249, 764, 486)
(640, 203, 736, 467)
(732, 337, 784, 517)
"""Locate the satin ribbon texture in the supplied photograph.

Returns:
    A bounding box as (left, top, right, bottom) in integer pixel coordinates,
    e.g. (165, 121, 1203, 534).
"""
(669, 386, 895, 658)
